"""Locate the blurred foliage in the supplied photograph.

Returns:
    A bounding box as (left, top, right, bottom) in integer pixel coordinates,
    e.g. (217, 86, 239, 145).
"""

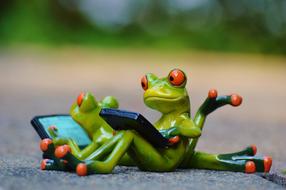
(0, 0, 286, 54)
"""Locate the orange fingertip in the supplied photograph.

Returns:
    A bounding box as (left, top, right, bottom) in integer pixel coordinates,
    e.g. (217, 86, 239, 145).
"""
(208, 89, 218, 99)
(264, 156, 272, 173)
(245, 161, 256, 173)
(40, 159, 49, 170)
(77, 163, 88, 176)
(251, 145, 257, 155)
(63, 144, 71, 152)
(40, 138, 53, 152)
(168, 136, 180, 144)
(231, 94, 243, 106)
(55, 145, 71, 158)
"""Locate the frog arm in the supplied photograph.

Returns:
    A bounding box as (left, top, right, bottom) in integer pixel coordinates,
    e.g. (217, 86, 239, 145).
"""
(168, 119, 201, 138)
(67, 139, 100, 160)
(194, 89, 242, 130)
(53, 137, 100, 160)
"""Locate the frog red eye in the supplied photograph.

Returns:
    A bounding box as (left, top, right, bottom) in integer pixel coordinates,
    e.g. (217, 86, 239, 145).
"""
(77, 92, 85, 106)
(141, 75, 148, 90)
(168, 69, 186, 86)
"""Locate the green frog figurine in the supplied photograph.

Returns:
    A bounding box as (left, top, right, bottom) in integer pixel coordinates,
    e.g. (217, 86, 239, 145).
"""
(39, 69, 272, 176)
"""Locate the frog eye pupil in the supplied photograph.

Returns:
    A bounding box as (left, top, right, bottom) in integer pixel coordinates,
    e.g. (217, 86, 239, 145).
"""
(141, 82, 145, 88)
(169, 76, 174, 81)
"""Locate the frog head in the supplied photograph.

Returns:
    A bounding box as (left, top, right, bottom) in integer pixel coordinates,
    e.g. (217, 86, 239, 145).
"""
(70, 92, 117, 137)
(141, 69, 190, 114)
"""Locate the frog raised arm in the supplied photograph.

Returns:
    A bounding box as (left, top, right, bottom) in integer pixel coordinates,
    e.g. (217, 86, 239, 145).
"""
(39, 69, 272, 175)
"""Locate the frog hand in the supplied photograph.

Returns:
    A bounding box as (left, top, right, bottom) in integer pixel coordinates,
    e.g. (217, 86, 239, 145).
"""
(198, 89, 243, 116)
(48, 125, 59, 138)
(168, 136, 180, 145)
(160, 127, 181, 145)
(98, 96, 119, 108)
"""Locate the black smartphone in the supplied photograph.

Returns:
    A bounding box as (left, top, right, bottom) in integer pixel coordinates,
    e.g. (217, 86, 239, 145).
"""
(31, 115, 91, 149)
(99, 108, 169, 148)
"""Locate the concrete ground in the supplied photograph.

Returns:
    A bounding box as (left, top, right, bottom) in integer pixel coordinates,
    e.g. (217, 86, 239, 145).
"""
(0, 48, 285, 189)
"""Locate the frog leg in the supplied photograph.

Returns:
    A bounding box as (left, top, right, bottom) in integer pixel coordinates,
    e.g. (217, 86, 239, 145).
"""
(123, 131, 185, 172)
(118, 154, 136, 166)
(181, 89, 272, 172)
(54, 138, 100, 160)
(53, 131, 132, 170)
(73, 131, 184, 176)
(39, 139, 69, 171)
(186, 151, 272, 173)
(52, 131, 133, 174)
(181, 89, 243, 165)
(54, 135, 136, 167)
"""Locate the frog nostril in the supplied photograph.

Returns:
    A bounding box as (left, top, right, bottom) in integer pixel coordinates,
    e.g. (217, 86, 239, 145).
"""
(77, 92, 85, 107)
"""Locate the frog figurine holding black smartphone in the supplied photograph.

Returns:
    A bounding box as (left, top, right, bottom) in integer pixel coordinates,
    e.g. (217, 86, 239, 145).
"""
(32, 69, 272, 176)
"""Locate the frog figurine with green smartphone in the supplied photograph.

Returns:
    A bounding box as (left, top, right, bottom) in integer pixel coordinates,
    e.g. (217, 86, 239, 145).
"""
(34, 69, 272, 175)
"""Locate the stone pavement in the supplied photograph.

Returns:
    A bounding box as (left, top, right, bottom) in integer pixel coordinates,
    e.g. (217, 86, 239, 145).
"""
(0, 48, 285, 189)
(0, 155, 283, 190)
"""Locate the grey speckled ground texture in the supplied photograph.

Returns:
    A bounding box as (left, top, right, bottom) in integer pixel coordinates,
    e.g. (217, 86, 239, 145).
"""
(0, 156, 283, 190)
(0, 49, 285, 189)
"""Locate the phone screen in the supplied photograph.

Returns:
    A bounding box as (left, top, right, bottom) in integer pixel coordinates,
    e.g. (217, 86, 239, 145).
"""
(33, 115, 91, 149)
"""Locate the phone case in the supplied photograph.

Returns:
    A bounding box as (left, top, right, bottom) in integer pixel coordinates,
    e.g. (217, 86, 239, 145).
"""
(100, 108, 169, 148)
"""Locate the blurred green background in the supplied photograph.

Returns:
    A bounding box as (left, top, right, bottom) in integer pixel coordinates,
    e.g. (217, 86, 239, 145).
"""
(1, 0, 286, 54)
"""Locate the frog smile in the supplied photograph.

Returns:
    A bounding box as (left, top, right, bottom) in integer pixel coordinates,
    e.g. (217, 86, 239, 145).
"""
(144, 96, 183, 102)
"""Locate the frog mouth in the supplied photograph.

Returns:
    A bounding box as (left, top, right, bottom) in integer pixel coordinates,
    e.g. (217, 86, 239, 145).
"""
(144, 96, 182, 102)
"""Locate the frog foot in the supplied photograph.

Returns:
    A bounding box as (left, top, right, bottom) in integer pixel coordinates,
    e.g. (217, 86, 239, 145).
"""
(244, 156, 272, 173)
(40, 159, 61, 170)
(55, 145, 71, 159)
(40, 158, 69, 171)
